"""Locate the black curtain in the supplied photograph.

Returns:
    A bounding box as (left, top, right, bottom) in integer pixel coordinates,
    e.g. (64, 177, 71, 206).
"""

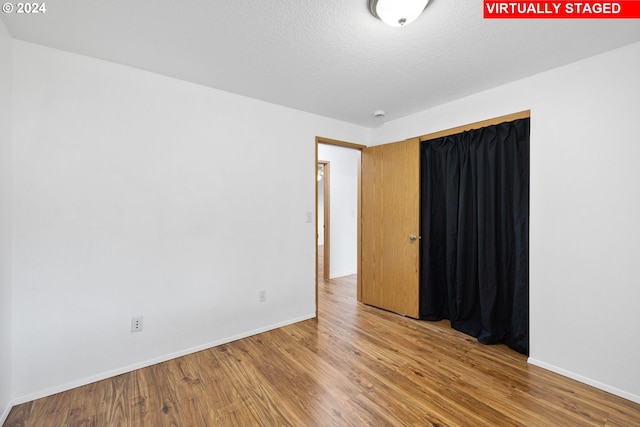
(420, 118, 529, 355)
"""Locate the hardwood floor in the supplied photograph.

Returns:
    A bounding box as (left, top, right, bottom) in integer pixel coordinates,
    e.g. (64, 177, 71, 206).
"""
(5, 272, 640, 426)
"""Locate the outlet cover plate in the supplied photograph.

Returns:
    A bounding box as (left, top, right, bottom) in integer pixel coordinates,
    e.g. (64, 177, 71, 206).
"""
(131, 316, 143, 332)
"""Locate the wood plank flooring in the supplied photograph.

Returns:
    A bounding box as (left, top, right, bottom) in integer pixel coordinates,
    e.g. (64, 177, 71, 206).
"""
(5, 271, 640, 426)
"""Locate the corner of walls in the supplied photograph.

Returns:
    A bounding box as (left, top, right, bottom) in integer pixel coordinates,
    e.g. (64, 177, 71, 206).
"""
(0, 17, 14, 425)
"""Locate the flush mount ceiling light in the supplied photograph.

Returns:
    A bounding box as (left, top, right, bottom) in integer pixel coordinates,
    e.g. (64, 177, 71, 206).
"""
(368, 0, 430, 27)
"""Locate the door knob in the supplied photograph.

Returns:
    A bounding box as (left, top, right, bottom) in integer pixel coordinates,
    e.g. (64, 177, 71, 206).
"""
(409, 234, 418, 241)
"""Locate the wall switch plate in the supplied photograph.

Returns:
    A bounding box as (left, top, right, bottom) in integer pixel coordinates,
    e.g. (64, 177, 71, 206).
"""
(259, 290, 266, 302)
(131, 316, 143, 332)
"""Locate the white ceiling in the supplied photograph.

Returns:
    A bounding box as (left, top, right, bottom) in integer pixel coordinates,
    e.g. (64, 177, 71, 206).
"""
(2, 0, 640, 127)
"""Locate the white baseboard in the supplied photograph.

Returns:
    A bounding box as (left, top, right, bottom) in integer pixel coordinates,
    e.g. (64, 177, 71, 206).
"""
(1, 401, 12, 425)
(12, 313, 316, 405)
(329, 270, 357, 279)
(528, 358, 640, 404)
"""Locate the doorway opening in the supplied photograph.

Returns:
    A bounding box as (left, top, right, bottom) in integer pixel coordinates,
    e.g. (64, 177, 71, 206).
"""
(315, 137, 365, 318)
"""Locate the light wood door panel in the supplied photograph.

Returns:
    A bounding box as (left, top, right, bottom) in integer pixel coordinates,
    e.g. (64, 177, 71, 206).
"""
(360, 138, 420, 318)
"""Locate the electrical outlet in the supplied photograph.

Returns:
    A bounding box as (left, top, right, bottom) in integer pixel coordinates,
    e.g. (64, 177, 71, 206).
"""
(259, 290, 266, 302)
(131, 316, 143, 332)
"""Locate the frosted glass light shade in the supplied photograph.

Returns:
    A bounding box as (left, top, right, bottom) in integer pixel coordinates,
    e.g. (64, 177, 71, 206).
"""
(369, 0, 430, 27)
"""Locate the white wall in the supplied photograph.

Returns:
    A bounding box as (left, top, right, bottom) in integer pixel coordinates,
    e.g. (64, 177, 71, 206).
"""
(372, 41, 640, 403)
(0, 18, 13, 425)
(10, 40, 368, 402)
(317, 144, 360, 278)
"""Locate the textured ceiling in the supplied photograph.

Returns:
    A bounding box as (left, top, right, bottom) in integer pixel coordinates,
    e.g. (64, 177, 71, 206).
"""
(2, 0, 640, 127)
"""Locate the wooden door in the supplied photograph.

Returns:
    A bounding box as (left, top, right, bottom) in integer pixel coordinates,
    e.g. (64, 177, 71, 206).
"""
(360, 138, 420, 318)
